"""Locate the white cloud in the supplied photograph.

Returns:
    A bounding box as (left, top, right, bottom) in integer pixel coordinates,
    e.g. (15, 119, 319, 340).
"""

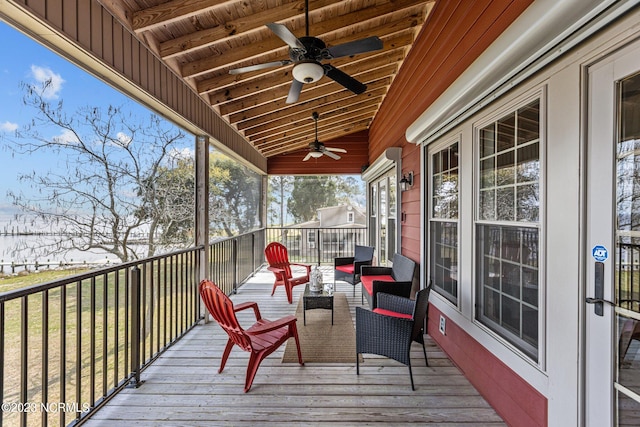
(52, 129, 79, 145)
(0, 121, 18, 132)
(30, 65, 64, 100)
(169, 147, 194, 160)
(116, 132, 132, 147)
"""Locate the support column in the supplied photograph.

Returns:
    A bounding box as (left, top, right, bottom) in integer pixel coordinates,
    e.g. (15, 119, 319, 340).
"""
(195, 135, 210, 321)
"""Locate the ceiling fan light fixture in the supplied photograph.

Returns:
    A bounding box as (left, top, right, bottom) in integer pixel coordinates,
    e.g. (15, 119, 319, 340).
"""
(292, 62, 324, 83)
(309, 151, 323, 158)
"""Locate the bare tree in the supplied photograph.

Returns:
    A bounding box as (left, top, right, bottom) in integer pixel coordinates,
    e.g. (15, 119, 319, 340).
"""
(3, 80, 192, 262)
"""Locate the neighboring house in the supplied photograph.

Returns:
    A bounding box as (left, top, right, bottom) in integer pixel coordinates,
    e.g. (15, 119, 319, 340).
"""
(284, 204, 366, 260)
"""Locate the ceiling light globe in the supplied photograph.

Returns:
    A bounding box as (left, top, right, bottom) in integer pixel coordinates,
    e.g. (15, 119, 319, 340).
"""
(309, 151, 323, 158)
(293, 62, 324, 83)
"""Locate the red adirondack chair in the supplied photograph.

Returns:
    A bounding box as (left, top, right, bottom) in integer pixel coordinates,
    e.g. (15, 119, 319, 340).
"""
(199, 279, 304, 392)
(264, 242, 311, 304)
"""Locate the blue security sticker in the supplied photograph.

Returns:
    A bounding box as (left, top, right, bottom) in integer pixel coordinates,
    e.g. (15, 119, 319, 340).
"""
(592, 245, 608, 262)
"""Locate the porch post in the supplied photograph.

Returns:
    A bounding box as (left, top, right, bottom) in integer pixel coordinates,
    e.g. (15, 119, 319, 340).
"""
(195, 135, 209, 321)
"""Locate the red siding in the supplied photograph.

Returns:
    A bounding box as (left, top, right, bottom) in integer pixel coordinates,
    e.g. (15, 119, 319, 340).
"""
(428, 305, 548, 427)
(369, 0, 533, 258)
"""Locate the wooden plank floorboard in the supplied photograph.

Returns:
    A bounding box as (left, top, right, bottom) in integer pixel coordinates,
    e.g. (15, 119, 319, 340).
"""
(83, 267, 505, 426)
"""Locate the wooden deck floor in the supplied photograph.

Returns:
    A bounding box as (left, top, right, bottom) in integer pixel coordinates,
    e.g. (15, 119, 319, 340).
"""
(83, 267, 505, 426)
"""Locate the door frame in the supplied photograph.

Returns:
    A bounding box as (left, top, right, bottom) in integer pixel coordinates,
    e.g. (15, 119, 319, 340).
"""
(583, 38, 640, 427)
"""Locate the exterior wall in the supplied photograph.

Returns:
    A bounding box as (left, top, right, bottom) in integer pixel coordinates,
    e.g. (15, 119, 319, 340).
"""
(421, 8, 640, 427)
(317, 205, 366, 228)
(367, 0, 533, 261)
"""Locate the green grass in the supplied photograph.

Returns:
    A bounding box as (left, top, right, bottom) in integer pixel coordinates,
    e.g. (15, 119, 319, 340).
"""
(1, 263, 198, 427)
(0, 268, 91, 293)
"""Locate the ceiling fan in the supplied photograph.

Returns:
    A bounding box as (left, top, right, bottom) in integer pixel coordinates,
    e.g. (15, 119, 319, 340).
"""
(303, 112, 346, 161)
(228, 0, 383, 104)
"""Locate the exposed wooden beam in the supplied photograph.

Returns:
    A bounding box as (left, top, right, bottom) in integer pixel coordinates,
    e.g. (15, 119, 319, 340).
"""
(262, 119, 371, 156)
(235, 86, 389, 131)
(250, 102, 380, 144)
(221, 67, 395, 118)
(205, 31, 414, 104)
(210, 48, 405, 107)
(243, 97, 382, 137)
(132, 0, 235, 33)
(180, 0, 429, 78)
(158, 0, 342, 59)
(227, 77, 391, 125)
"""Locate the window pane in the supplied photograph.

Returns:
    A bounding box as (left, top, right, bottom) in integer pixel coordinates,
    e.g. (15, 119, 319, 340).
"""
(501, 295, 520, 335)
(481, 158, 495, 188)
(480, 126, 495, 157)
(433, 173, 443, 199)
(523, 268, 538, 305)
(484, 289, 500, 323)
(522, 305, 538, 347)
(497, 113, 516, 152)
(496, 187, 514, 220)
(496, 151, 515, 186)
(480, 189, 496, 220)
(518, 100, 540, 144)
(450, 142, 459, 169)
(517, 183, 539, 222)
(430, 221, 458, 303)
(502, 262, 521, 298)
(433, 151, 441, 174)
(517, 142, 539, 183)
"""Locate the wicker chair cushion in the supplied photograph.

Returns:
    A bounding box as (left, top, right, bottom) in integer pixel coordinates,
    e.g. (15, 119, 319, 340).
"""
(372, 308, 412, 319)
(335, 264, 355, 274)
(360, 274, 394, 294)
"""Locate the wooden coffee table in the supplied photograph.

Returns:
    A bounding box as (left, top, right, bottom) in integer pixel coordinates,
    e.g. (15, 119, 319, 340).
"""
(302, 283, 334, 325)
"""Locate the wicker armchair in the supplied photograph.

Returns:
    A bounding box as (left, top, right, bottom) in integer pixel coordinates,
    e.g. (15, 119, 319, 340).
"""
(334, 245, 374, 296)
(356, 284, 431, 390)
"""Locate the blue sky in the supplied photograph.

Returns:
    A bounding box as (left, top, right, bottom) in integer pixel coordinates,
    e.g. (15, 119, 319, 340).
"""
(0, 21, 191, 221)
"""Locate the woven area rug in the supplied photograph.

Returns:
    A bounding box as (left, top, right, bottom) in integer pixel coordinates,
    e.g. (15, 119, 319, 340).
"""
(282, 292, 359, 363)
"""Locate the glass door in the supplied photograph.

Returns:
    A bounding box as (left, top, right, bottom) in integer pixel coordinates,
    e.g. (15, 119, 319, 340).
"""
(369, 169, 397, 266)
(585, 41, 640, 426)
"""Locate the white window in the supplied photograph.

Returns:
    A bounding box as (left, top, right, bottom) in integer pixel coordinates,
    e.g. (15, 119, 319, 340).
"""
(475, 99, 541, 362)
(347, 211, 354, 223)
(429, 141, 459, 304)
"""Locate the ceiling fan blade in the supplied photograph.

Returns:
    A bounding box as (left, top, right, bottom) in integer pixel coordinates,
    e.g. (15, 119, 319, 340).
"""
(327, 36, 383, 59)
(266, 23, 306, 50)
(325, 147, 347, 153)
(323, 150, 341, 160)
(303, 152, 313, 161)
(229, 60, 292, 74)
(286, 79, 304, 104)
(324, 65, 367, 94)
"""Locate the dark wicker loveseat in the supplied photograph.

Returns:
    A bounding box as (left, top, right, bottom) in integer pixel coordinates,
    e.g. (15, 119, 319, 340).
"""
(360, 253, 416, 309)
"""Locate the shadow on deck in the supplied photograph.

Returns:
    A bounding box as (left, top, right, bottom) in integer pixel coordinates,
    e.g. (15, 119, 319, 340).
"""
(83, 266, 506, 426)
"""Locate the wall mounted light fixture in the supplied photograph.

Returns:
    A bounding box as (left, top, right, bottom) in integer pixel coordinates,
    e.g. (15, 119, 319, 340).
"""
(399, 171, 414, 191)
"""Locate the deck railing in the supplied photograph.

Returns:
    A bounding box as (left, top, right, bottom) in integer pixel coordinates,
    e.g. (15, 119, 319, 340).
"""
(617, 241, 640, 313)
(0, 226, 366, 426)
(0, 247, 204, 427)
(265, 227, 367, 265)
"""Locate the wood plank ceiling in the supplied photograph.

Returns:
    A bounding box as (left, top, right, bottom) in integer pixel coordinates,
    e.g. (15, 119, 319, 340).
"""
(101, 0, 434, 159)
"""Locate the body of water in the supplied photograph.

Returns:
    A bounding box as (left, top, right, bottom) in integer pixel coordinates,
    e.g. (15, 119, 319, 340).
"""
(0, 234, 121, 272)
